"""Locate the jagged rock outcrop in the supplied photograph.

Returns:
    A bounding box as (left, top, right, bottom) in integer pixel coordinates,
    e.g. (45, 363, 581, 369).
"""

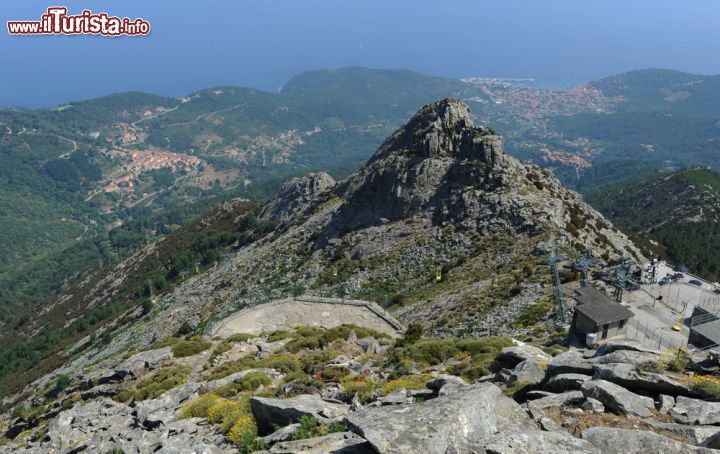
(259, 172, 336, 223)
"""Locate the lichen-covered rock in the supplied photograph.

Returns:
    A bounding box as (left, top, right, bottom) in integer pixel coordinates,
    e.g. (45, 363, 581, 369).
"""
(250, 394, 350, 434)
(135, 382, 201, 429)
(547, 351, 595, 377)
(508, 359, 547, 386)
(482, 430, 600, 454)
(344, 383, 535, 454)
(269, 431, 372, 453)
(544, 373, 592, 392)
(500, 344, 552, 364)
(671, 396, 720, 425)
(581, 380, 654, 417)
(582, 427, 714, 453)
(592, 362, 689, 395)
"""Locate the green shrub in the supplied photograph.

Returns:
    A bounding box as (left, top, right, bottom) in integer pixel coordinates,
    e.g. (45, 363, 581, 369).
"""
(401, 339, 459, 365)
(172, 339, 212, 358)
(119, 366, 191, 402)
(398, 323, 423, 346)
(237, 372, 271, 391)
(179, 393, 221, 419)
(290, 415, 321, 440)
(257, 354, 301, 374)
(316, 366, 350, 382)
(226, 333, 256, 343)
(55, 374, 71, 392)
(266, 330, 294, 342)
(206, 357, 257, 380)
(381, 375, 430, 395)
(150, 337, 181, 349)
(340, 378, 379, 403)
(455, 337, 514, 355)
(300, 349, 343, 374)
(226, 415, 258, 445)
(237, 433, 269, 453)
(515, 299, 554, 326)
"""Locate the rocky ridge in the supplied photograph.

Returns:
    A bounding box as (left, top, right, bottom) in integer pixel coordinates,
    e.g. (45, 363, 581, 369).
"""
(1, 99, 650, 451)
(3, 324, 720, 453)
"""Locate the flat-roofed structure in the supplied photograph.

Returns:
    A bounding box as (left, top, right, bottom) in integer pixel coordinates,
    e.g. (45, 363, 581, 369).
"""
(571, 286, 634, 343)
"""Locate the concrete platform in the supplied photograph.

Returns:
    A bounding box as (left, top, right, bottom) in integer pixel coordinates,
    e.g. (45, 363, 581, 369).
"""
(210, 295, 404, 338)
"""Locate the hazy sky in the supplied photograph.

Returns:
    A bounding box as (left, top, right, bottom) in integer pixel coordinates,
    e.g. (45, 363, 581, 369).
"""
(2, 0, 719, 107)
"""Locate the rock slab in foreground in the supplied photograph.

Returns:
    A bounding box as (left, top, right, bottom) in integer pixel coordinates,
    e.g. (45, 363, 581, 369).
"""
(671, 396, 720, 425)
(582, 427, 714, 454)
(581, 379, 654, 417)
(344, 383, 535, 454)
(482, 430, 600, 454)
(250, 394, 350, 434)
(269, 431, 373, 453)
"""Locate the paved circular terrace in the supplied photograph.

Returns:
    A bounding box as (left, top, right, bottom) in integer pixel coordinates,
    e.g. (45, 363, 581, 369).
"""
(210, 296, 404, 338)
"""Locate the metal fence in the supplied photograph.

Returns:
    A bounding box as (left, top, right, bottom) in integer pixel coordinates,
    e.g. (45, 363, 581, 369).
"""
(624, 318, 688, 351)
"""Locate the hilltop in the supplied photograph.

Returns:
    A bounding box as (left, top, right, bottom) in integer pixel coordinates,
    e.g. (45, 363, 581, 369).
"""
(0, 99, 640, 399)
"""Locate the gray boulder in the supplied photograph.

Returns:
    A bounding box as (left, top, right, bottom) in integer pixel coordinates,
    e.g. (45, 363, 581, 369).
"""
(591, 340, 661, 357)
(260, 423, 301, 444)
(481, 430, 600, 454)
(116, 347, 174, 376)
(671, 396, 720, 425)
(657, 394, 676, 413)
(581, 380, 654, 417)
(500, 344, 551, 364)
(645, 420, 720, 445)
(269, 431, 372, 453)
(356, 337, 380, 354)
(580, 397, 605, 413)
(426, 374, 468, 392)
(344, 383, 535, 454)
(592, 350, 660, 366)
(525, 391, 584, 420)
(250, 394, 350, 434)
(544, 373, 591, 392)
(699, 430, 720, 449)
(379, 389, 412, 405)
(582, 427, 714, 453)
(592, 362, 688, 395)
(135, 382, 201, 428)
(507, 359, 546, 386)
(547, 351, 594, 376)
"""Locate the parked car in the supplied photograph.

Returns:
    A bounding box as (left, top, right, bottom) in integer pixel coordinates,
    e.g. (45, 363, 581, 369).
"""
(689, 279, 703, 286)
(659, 278, 669, 286)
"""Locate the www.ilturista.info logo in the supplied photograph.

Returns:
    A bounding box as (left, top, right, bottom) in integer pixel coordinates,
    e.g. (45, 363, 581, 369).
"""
(7, 7, 150, 36)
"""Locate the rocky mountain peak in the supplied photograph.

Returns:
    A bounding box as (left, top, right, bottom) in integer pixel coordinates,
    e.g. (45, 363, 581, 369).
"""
(259, 172, 336, 223)
(371, 98, 503, 165)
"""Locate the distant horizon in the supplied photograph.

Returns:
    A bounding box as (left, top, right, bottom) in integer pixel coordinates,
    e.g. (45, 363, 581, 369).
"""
(1, 65, 714, 110)
(3, 1, 719, 108)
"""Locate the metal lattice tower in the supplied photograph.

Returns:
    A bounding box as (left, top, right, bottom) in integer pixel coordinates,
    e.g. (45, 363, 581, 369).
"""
(543, 243, 567, 325)
(607, 259, 639, 303)
(572, 248, 595, 287)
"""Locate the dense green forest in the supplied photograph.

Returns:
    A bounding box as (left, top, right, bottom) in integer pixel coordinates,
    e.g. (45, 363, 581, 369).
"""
(586, 168, 720, 281)
(0, 201, 274, 394)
